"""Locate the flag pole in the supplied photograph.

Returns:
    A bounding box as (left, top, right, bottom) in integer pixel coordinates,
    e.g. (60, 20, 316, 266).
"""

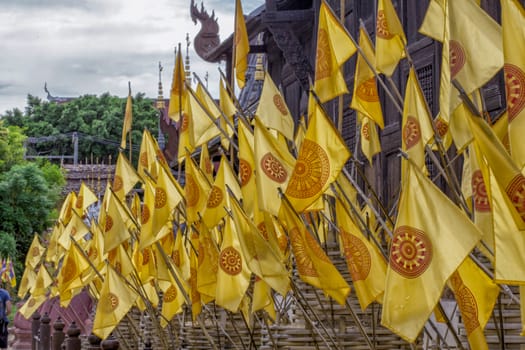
(337, 0, 345, 133)
(128, 81, 132, 162)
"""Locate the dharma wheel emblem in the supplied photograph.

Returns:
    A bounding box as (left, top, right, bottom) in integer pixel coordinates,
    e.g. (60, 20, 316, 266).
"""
(260, 153, 288, 184)
(403, 116, 421, 150)
(390, 226, 432, 278)
(185, 174, 200, 207)
(239, 158, 252, 186)
(376, 10, 393, 39)
(356, 78, 380, 102)
(471, 170, 490, 212)
(506, 174, 525, 222)
(315, 28, 332, 80)
(341, 230, 371, 282)
(219, 246, 242, 276)
(449, 40, 466, 79)
(504, 63, 525, 122)
(112, 175, 123, 192)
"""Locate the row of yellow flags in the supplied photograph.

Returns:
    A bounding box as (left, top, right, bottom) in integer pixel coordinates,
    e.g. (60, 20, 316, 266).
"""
(18, 0, 525, 347)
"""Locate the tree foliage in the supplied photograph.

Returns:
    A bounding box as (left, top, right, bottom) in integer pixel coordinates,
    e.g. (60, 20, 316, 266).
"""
(0, 122, 26, 173)
(0, 92, 160, 161)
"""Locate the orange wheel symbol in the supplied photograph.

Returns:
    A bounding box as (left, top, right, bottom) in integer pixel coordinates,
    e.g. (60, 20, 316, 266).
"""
(315, 28, 332, 80)
(205, 158, 213, 176)
(257, 222, 269, 240)
(289, 228, 317, 277)
(155, 187, 167, 209)
(206, 186, 224, 208)
(171, 250, 181, 267)
(180, 113, 190, 132)
(403, 116, 421, 150)
(104, 215, 114, 233)
(88, 246, 98, 260)
(505, 174, 525, 222)
(504, 63, 525, 122)
(471, 170, 490, 212)
(390, 226, 432, 278)
(361, 122, 370, 141)
(141, 204, 150, 224)
(140, 152, 148, 168)
(32, 246, 40, 257)
(434, 118, 449, 138)
(239, 158, 252, 186)
(341, 230, 372, 281)
(273, 94, 288, 115)
(101, 292, 120, 313)
(261, 153, 288, 184)
(28, 298, 36, 308)
(113, 175, 123, 192)
(164, 285, 178, 303)
(278, 231, 288, 253)
(142, 248, 151, 265)
(219, 246, 242, 275)
(450, 272, 480, 335)
(376, 10, 393, 39)
(75, 195, 83, 209)
(156, 149, 167, 165)
(185, 174, 200, 207)
(356, 78, 379, 102)
(449, 40, 466, 79)
(61, 256, 77, 283)
(286, 140, 330, 199)
(114, 262, 122, 275)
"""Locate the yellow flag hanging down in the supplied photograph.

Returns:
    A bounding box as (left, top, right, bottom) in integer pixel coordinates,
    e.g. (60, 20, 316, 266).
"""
(401, 67, 434, 177)
(113, 152, 142, 201)
(375, 0, 406, 76)
(58, 211, 90, 250)
(502, 0, 525, 168)
(58, 191, 76, 226)
(230, 195, 290, 297)
(74, 181, 98, 217)
(256, 72, 295, 141)
(18, 265, 36, 299)
(102, 190, 132, 253)
(279, 200, 351, 305)
(120, 86, 133, 149)
(467, 114, 525, 230)
(57, 243, 90, 307)
(286, 100, 350, 212)
(238, 121, 256, 216)
(215, 216, 251, 312)
(199, 142, 214, 183)
(138, 128, 168, 180)
(189, 84, 221, 148)
(202, 156, 241, 229)
(359, 114, 381, 165)
(177, 104, 195, 161)
(314, 0, 357, 103)
(25, 235, 45, 269)
(381, 161, 482, 343)
(92, 265, 138, 340)
(219, 78, 237, 150)
(185, 154, 212, 224)
(448, 257, 499, 350)
(335, 199, 386, 311)
(351, 27, 384, 129)
(168, 46, 187, 122)
(196, 224, 219, 304)
(234, 0, 250, 89)
(160, 273, 186, 327)
(31, 264, 53, 298)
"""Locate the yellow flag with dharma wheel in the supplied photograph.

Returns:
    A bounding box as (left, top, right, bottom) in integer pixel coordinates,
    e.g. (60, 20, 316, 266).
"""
(92, 265, 138, 340)
(375, 0, 406, 76)
(350, 27, 384, 129)
(234, 0, 250, 89)
(185, 153, 212, 224)
(381, 160, 481, 343)
(286, 100, 350, 212)
(314, 0, 356, 103)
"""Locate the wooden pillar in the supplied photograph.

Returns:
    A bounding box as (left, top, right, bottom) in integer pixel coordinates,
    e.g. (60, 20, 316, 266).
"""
(51, 317, 65, 350)
(38, 312, 50, 350)
(31, 311, 41, 350)
(64, 322, 81, 350)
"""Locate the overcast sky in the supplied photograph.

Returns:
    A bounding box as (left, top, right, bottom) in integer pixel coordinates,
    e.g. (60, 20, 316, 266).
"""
(0, 0, 262, 114)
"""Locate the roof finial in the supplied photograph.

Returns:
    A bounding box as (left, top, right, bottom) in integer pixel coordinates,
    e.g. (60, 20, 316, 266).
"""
(185, 33, 192, 86)
(156, 61, 165, 110)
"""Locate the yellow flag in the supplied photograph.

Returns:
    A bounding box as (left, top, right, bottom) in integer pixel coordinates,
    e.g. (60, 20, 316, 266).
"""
(402, 67, 434, 177)
(18, 266, 36, 299)
(102, 190, 132, 253)
(107, 243, 134, 279)
(199, 142, 214, 183)
(314, 0, 356, 103)
(185, 154, 212, 223)
(19, 294, 47, 320)
(216, 216, 251, 312)
(238, 121, 256, 217)
(467, 114, 525, 230)
(351, 28, 384, 129)
(120, 87, 133, 149)
(502, 0, 525, 168)
(92, 265, 138, 340)
(189, 84, 221, 148)
(188, 234, 202, 320)
(419, 0, 445, 42)
(336, 199, 386, 311)
(381, 161, 481, 343)
(25, 235, 45, 269)
(256, 72, 294, 140)
(160, 273, 186, 327)
(58, 191, 76, 226)
(294, 116, 307, 152)
(113, 152, 141, 201)
(254, 117, 296, 216)
(196, 225, 219, 304)
(234, 0, 250, 89)
(58, 211, 90, 250)
(138, 128, 168, 180)
(202, 156, 241, 229)
(177, 107, 195, 161)
(31, 264, 53, 297)
(359, 114, 381, 164)
(168, 46, 187, 122)
(230, 195, 290, 297)
(279, 201, 350, 305)
(448, 257, 499, 350)
(252, 278, 276, 320)
(375, 0, 406, 76)
(286, 101, 350, 212)
(57, 243, 90, 306)
(87, 219, 107, 273)
(74, 181, 98, 217)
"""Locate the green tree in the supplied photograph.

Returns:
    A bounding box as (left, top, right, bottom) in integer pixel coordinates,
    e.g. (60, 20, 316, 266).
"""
(0, 122, 26, 173)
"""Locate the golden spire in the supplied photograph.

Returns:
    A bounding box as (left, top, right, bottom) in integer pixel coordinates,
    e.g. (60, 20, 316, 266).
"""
(185, 33, 192, 86)
(156, 61, 165, 110)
